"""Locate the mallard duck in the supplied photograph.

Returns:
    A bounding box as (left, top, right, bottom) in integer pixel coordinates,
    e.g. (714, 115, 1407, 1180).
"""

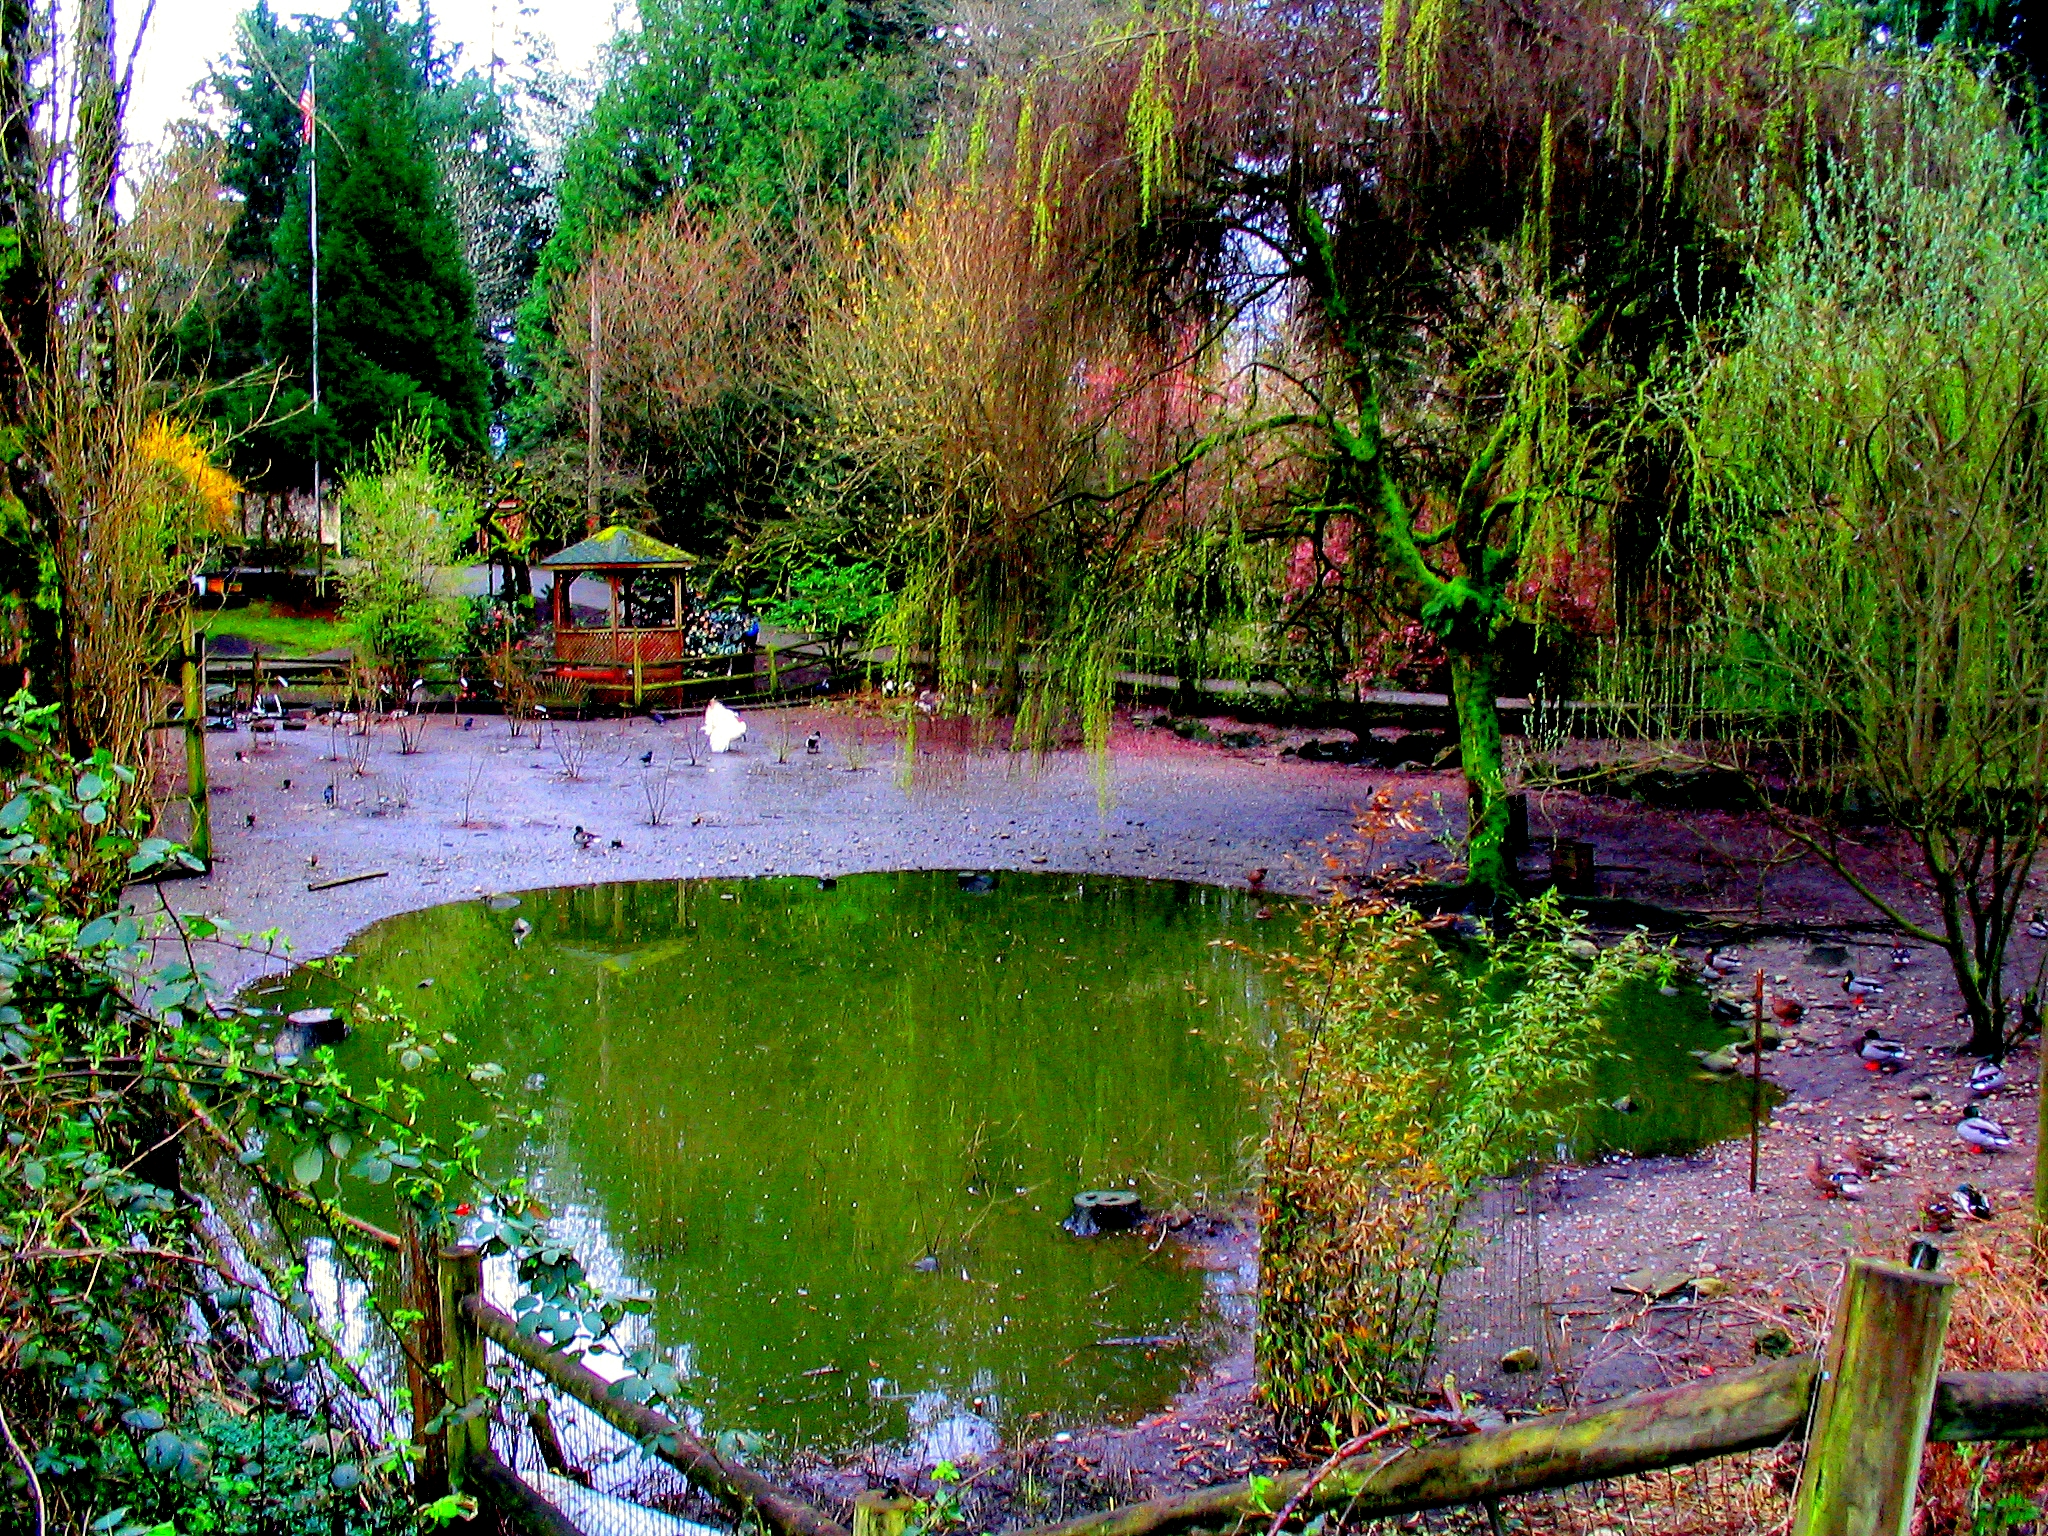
(1856, 1029, 1908, 1071)
(806, 733, 821, 754)
(1771, 995, 1805, 1022)
(1842, 972, 1888, 1004)
(1970, 1059, 2006, 1096)
(1957, 1115, 2012, 1154)
(2029, 909, 2048, 940)
(1807, 1155, 1862, 1201)
(510, 917, 532, 947)
(1953, 1183, 1995, 1220)
(1703, 948, 1742, 979)
(572, 826, 597, 851)
(1890, 946, 1914, 969)
(1921, 1192, 1957, 1232)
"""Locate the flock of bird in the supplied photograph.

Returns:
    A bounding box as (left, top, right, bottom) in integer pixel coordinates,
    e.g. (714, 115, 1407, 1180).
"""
(1697, 938, 2024, 1205)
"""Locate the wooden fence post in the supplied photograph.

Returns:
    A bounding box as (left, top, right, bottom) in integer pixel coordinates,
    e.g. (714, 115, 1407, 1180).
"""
(437, 1244, 489, 1492)
(1793, 1257, 1955, 1536)
(403, 1211, 449, 1502)
(181, 615, 210, 866)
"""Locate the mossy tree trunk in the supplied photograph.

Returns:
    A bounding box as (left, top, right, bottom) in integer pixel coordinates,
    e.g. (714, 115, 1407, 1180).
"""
(1450, 649, 1513, 897)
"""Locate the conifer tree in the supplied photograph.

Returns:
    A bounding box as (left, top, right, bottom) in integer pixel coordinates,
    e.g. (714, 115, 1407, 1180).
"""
(260, 0, 490, 477)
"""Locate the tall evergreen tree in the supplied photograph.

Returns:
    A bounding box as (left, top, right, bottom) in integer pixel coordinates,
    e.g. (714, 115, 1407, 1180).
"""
(260, 0, 490, 479)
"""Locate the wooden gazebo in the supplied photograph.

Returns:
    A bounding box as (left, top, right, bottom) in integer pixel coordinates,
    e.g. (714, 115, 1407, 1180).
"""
(540, 526, 705, 705)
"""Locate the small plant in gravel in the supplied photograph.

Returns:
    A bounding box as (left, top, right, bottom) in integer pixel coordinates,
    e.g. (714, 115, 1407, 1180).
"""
(643, 767, 675, 826)
(553, 721, 590, 781)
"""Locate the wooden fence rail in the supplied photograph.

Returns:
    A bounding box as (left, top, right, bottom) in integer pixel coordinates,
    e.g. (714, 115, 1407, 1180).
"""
(441, 1253, 2048, 1536)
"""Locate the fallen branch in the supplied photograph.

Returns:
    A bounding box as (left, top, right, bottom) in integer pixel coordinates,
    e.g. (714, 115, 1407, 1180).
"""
(1012, 1365, 2048, 1536)
(465, 1295, 849, 1536)
(307, 870, 389, 892)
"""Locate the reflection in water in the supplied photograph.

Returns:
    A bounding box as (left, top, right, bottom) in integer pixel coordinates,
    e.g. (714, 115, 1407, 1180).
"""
(258, 873, 1763, 1453)
(266, 873, 1276, 1452)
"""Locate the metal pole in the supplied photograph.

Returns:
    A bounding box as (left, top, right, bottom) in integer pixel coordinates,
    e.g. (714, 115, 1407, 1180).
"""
(586, 212, 600, 530)
(307, 61, 325, 596)
(1750, 968, 1764, 1193)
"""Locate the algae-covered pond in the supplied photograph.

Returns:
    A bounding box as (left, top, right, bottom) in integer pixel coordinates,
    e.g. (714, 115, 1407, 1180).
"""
(255, 872, 1765, 1452)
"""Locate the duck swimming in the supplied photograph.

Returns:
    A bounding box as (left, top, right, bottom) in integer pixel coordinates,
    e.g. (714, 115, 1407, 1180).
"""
(1856, 1029, 1908, 1071)
(1957, 1115, 2013, 1154)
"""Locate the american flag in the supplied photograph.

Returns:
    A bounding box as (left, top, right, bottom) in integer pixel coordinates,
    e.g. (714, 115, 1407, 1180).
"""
(298, 65, 315, 146)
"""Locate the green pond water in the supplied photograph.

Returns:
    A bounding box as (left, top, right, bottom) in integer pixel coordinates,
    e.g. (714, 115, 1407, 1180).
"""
(254, 872, 1764, 1453)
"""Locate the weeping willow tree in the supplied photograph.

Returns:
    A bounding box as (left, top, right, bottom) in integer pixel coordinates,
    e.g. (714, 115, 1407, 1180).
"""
(1697, 102, 2048, 1059)
(802, 164, 1273, 749)
(806, 0, 1887, 895)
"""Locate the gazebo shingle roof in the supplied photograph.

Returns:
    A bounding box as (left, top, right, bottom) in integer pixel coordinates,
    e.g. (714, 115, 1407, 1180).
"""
(539, 525, 696, 570)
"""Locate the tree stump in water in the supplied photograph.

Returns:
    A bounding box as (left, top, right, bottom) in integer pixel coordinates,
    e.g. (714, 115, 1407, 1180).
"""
(1062, 1190, 1144, 1237)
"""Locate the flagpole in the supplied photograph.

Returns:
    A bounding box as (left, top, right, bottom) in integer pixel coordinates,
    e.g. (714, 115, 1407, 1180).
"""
(305, 62, 324, 596)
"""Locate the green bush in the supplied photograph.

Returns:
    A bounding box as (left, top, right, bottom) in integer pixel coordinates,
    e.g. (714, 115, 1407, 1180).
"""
(1255, 891, 1653, 1439)
(340, 426, 477, 672)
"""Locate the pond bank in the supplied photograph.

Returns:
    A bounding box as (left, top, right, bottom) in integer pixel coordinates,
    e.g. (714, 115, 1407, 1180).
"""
(153, 703, 2041, 1518)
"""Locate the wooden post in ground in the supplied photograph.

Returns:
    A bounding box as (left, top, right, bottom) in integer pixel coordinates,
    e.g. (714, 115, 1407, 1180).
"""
(854, 1491, 917, 1536)
(403, 1211, 449, 1502)
(1793, 1257, 1955, 1536)
(2035, 1049, 2047, 1237)
(437, 1244, 489, 1492)
(180, 610, 210, 866)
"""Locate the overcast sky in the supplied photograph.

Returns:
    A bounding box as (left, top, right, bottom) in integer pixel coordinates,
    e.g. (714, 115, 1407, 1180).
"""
(118, 0, 623, 154)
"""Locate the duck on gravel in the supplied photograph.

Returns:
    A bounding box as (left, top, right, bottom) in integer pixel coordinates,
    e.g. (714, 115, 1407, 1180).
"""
(1772, 994, 1806, 1022)
(1970, 1059, 2007, 1096)
(1842, 972, 1888, 1005)
(1957, 1114, 2013, 1154)
(2029, 909, 2048, 940)
(1808, 1155, 1863, 1201)
(1954, 1183, 1996, 1220)
(1856, 1029, 1908, 1072)
(572, 826, 597, 851)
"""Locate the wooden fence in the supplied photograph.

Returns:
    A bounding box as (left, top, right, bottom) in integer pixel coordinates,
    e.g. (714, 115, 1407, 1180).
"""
(429, 1248, 2048, 1536)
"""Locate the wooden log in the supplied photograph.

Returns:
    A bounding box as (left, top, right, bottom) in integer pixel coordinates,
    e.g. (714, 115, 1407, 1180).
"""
(438, 1246, 491, 1494)
(853, 1491, 917, 1536)
(470, 1448, 590, 1536)
(464, 1295, 849, 1536)
(527, 1399, 590, 1486)
(1929, 1372, 2048, 1444)
(1793, 1258, 1954, 1536)
(1012, 1358, 1819, 1536)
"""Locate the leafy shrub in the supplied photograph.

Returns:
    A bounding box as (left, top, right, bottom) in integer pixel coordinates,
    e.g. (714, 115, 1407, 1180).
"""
(1255, 891, 1654, 1438)
(340, 426, 477, 671)
(0, 690, 680, 1531)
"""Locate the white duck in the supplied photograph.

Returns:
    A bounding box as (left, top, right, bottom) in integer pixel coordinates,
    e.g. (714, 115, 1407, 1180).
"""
(703, 699, 748, 753)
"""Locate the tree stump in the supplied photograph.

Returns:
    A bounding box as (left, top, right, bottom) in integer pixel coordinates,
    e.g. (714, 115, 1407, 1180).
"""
(1549, 839, 1596, 895)
(1062, 1190, 1144, 1237)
